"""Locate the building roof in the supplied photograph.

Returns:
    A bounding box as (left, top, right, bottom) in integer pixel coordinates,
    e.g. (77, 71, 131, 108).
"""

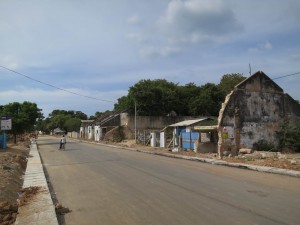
(81, 120, 94, 123)
(235, 71, 283, 93)
(53, 128, 65, 133)
(168, 118, 211, 127)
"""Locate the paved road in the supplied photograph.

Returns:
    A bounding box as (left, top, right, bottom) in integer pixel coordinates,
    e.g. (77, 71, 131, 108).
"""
(38, 136, 300, 225)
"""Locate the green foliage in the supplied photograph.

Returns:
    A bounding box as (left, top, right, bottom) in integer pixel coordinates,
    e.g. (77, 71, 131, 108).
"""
(0, 101, 43, 143)
(113, 126, 125, 142)
(64, 118, 82, 132)
(188, 83, 225, 116)
(114, 96, 131, 113)
(253, 139, 275, 151)
(113, 73, 245, 117)
(39, 110, 87, 133)
(280, 122, 300, 152)
(89, 111, 112, 120)
(129, 79, 179, 116)
(49, 110, 87, 120)
(219, 73, 246, 95)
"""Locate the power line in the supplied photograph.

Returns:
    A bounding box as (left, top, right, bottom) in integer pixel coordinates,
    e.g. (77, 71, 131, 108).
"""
(272, 71, 300, 80)
(0, 65, 115, 103)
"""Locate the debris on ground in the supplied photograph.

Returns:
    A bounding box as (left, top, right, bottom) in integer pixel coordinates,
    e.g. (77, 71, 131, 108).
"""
(116, 140, 300, 171)
(18, 186, 43, 207)
(55, 203, 72, 215)
(0, 201, 18, 225)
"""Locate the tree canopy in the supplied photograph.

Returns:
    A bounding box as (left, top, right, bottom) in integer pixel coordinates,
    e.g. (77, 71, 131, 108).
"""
(36, 110, 88, 133)
(113, 73, 246, 117)
(0, 101, 43, 143)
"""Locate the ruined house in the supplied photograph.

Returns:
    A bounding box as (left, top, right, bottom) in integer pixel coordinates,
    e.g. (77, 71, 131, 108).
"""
(218, 71, 300, 157)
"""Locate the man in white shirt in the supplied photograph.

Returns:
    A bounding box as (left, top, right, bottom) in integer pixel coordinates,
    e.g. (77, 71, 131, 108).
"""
(59, 134, 66, 149)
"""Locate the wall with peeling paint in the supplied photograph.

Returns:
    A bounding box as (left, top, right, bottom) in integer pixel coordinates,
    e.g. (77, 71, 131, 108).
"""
(218, 71, 300, 157)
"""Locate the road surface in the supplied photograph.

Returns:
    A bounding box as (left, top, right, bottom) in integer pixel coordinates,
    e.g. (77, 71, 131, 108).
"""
(38, 136, 300, 225)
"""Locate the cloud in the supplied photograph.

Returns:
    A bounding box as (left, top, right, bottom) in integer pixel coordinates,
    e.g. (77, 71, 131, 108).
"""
(139, 46, 182, 58)
(127, 0, 243, 59)
(248, 41, 273, 53)
(291, 53, 300, 61)
(126, 33, 146, 44)
(0, 86, 125, 116)
(127, 15, 142, 25)
(157, 0, 242, 44)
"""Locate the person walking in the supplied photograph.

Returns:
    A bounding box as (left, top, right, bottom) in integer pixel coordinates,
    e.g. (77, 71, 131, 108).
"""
(59, 134, 66, 150)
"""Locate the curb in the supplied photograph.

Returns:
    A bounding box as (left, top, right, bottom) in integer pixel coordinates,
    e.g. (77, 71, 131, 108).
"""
(137, 149, 300, 178)
(75, 138, 300, 178)
(15, 140, 58, 225)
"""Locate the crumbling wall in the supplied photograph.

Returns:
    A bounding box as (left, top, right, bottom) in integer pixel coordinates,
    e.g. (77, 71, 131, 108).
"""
(239, 91, 284, 148)
(219, 90, 284, 155)
(218, 91, 235, 156)
(284, 94, 300, 124)
(217, 71, 290, 157)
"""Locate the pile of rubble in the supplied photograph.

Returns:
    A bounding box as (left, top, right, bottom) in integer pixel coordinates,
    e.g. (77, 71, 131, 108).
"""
(223, 149, 300, 171)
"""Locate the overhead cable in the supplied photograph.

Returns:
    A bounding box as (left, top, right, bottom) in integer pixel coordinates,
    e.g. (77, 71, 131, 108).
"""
(0, 65, 115, 103)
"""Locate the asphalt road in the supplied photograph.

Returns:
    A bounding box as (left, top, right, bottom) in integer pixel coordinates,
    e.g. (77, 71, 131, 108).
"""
(38, 136, 300, 225)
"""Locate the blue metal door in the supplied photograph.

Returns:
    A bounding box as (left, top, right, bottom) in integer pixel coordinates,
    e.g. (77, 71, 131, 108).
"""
(181, 132, 199, 149)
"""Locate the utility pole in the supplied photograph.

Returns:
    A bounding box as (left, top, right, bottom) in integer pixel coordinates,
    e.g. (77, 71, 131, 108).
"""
(249, 64, 252, 76)
(135, 101, 137, 143)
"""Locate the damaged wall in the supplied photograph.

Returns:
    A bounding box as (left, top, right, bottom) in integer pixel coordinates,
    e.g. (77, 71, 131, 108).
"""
(218, 71, 300, 156)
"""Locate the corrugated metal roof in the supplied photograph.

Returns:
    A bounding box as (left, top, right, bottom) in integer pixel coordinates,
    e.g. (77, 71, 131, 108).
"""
(168, 118, 210, 127)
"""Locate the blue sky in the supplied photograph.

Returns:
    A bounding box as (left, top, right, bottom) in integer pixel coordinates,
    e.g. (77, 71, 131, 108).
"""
(1, 0, 299, 117)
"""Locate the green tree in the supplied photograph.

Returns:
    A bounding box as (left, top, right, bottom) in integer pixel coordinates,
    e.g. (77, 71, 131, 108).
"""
(114, 96, 132, 113)
(188, 83, 224, 116)
(219, 73, 246, 95)
(0, 101, 43, 143)
(128, 79, 179, 116)
(41, 109, 87, 133)
(65, 118, 82, 132)
(113, 74, 245, 117)
(89, 110, 112, 120)
(280, 122, 300, 152)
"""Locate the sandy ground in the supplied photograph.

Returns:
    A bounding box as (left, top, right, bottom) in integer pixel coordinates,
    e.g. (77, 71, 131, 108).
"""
(115, 139, 300, 171)
(0, 140, 29, 225)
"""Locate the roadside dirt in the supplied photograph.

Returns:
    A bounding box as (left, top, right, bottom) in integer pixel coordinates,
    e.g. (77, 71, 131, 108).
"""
(0, 140, 29, 225)
(116, 140, 300, 171)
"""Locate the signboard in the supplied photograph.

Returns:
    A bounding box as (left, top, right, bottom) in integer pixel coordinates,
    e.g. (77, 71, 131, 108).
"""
(222, 126, 234, 139)
(1, 116, 12, 130)
(194, 125, 218, 130)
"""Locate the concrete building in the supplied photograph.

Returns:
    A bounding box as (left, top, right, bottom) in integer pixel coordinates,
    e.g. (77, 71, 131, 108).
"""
(80, 112, 202, 142)
(218, 71, 300, 157)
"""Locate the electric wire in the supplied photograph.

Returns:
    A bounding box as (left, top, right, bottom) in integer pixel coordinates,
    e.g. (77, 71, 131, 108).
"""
(1, 64, 299, 101)
(0, 65, 115, 103)
(272, 71, 300, 80)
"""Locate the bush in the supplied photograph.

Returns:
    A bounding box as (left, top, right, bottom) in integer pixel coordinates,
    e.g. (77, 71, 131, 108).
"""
(253, 139, 275, 151)
(113, 126, 125, 142)
(280, 122, 300, 152)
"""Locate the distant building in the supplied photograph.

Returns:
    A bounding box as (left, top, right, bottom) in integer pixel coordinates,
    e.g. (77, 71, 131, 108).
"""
(52, 128, 65, 135)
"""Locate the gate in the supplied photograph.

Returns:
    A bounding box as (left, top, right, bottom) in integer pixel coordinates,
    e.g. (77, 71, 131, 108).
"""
(181, 132, 199, 150)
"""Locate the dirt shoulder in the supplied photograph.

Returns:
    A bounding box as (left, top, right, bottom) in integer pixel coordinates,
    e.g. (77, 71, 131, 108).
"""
(0, 141, 30, 225)
(113, 140, 300, 172)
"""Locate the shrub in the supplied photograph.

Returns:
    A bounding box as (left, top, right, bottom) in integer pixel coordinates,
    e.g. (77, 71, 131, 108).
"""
(253, 139, 275, 152)
(280, 122, 300, 152)
(113, 126, 125, 142)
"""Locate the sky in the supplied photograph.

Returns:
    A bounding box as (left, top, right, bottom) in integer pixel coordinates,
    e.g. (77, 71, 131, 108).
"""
(0, 0, 300, 117)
